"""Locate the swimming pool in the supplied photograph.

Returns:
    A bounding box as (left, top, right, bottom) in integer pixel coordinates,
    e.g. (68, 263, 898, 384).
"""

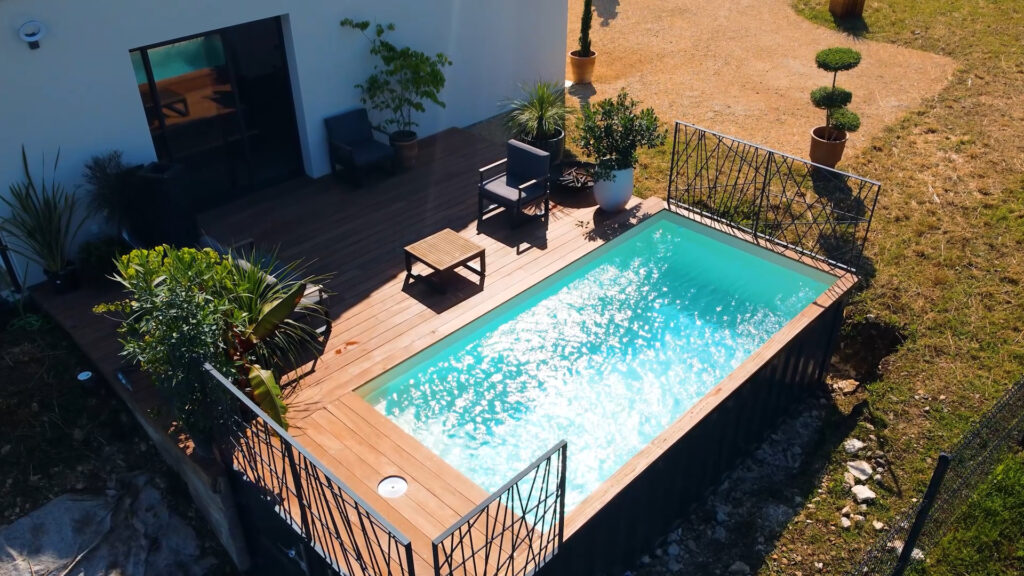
(358, 211, 835, 510)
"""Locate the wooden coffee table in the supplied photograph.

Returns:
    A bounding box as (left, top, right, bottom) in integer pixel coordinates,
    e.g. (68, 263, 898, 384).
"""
(404, 229, 486, 293)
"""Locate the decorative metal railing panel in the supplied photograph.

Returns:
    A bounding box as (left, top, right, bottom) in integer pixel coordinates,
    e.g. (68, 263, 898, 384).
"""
(206, 365, 417, 576)
(667, 121, 882, 274)
(432, 441, 567, 576)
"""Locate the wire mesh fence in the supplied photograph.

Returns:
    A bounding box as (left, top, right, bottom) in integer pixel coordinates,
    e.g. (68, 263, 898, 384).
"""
(846, 376, 1024, 576)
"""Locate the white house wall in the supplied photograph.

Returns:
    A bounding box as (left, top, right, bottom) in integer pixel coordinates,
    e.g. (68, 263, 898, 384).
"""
(0, 0, 568, 283)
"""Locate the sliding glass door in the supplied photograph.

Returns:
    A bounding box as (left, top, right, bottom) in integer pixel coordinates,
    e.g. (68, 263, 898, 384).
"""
(130, 17, 302, 211)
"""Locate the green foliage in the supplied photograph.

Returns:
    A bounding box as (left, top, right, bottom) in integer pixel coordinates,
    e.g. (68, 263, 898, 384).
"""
(82, 150, 135, 233)
(829, 107, 862, 133)
(815, 47, 862, 73)
(101, 246, 234, 441)
(340, 18, 452, 135)
(810, 48, 862, 137)
(908, 451, 1024, 576)
(97, 246, 329, 433)
(810, 86, 853, 110)
(0, 147, 85, 274)
(578, 0, 594, 56)
(574, 90, 666, 180)
(504, 81, 574, 142)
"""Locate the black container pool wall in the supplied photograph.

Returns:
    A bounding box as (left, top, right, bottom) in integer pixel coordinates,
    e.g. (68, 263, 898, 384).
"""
(538, 290, 849, 576)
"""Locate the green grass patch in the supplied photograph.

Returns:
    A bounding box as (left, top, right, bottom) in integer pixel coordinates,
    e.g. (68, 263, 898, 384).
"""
(909, 450, 1024, 576)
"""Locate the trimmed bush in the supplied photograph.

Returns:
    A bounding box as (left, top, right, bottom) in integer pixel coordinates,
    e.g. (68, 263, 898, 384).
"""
(811, 47, 862, 140)
(816, 47, 862, 73)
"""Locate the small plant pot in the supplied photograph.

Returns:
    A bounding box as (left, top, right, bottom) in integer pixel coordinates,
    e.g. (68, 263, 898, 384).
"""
(593, 167, 634, 212)
(808, 126, 848, 168)
(528, 128, 566, 167)
(44, 265, 80, 295)
(569, 50, 597, 85)
(390, 130, 419, 170)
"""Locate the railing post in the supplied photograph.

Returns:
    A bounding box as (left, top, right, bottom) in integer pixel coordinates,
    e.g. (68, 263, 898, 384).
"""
(891, 453, 952, 576)
(666, 122, 681, 206)
(557, 444, 567, 546)
(752, 149, 772, 241)
(0, 232, 23, 293)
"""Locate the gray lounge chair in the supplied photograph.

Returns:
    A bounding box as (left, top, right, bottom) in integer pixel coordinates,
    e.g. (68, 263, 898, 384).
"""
(478, 140, 551, 227)
(325, 108, 395, 184)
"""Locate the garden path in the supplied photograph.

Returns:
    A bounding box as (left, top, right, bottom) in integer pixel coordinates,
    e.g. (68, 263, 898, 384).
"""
(565, 0, 955, 162)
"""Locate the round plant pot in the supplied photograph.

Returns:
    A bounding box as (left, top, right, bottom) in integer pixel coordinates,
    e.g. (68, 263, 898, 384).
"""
(390, 130, 419, 170)
(569, 50, 597, 84)
(593, 167, 634, 212)
(44, 265, 80, 295)
(808, 126, 848, 168)
(528, 128, 566, 166)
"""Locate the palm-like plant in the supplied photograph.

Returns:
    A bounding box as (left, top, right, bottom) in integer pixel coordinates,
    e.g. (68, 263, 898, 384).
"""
(0, 147, 85, 274)
(83, 150, 134, 233)
(504, 81, 574, 142)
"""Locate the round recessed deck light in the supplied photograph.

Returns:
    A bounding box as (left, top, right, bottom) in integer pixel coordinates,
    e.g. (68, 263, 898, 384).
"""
(77, 370, 93, 381)
(377, 476, 408, 498)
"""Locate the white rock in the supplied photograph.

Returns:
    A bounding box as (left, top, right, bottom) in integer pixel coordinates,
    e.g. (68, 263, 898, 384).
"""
(852, 485, 877, 503)
(840, 516, 852, 529)
(851, 514, 865, 524)
(844, 438, 867, 454)
(841, 505, 852, 516)
(728, 560, 751, 574)
(847, 460, 874, 481)
(844, 471, 857, 487)
(667, 543, 681, 557)
(859, 504, 868, 512)
(872, 520, 885, 530)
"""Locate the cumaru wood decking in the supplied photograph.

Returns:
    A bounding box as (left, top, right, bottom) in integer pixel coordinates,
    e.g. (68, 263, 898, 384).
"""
(35, 127, 664, 574)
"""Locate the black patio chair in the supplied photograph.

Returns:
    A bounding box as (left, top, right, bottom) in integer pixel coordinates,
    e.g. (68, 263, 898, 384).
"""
(478, 140, 551, 228)
(325, 108, 395, 184)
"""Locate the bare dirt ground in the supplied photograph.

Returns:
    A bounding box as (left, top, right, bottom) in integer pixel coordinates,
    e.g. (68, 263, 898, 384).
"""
(565, 0, 955, 162)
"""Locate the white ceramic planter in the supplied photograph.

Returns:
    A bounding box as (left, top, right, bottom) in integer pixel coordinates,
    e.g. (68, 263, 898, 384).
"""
(592, 168, 634, 212)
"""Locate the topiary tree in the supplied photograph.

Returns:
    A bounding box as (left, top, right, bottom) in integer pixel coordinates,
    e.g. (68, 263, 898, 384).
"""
(811, 47, 862, 141)
(578, 0, 594, 57)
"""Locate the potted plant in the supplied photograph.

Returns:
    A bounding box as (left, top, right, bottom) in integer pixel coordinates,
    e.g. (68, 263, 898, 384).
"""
(570, 0, 596, 84)
(340, 19, 452, 169)
(504, 81, 574, 166)
(0, 147, 85, 293)
(809, 47, 862, 168)
(575, 90, 665, 212)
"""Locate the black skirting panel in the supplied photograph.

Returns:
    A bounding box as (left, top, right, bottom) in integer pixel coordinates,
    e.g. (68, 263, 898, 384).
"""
(538, 295, 847, 575)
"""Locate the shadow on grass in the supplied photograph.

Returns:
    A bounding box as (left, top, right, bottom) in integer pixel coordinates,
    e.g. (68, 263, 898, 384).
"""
(832, 14, 870, 38)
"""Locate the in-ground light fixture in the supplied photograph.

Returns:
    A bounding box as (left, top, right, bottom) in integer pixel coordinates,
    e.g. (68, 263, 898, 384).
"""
(18, 20, 47, 50)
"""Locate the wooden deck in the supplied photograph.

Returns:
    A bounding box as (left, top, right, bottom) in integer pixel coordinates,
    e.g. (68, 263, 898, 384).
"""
(36, 128, 663, 575)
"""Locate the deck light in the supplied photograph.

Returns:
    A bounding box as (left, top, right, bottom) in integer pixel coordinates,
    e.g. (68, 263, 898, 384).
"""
(377, 476, 408, 498)
(18, 20, 47, 50)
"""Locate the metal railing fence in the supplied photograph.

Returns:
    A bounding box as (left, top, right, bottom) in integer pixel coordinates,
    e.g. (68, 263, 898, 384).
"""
(206, 365, 417, 576)
(432, 441, 567, 576)
(666, 121, 882, 274)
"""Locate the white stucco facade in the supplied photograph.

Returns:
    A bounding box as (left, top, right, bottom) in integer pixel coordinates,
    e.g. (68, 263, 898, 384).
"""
(0, 0, 567, 283)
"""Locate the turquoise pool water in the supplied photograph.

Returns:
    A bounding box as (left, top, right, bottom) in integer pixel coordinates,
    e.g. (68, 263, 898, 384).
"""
(359, 212, 833, 510)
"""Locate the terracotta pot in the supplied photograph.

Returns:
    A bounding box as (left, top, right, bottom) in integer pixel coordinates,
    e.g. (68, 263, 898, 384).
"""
(808, 126, 848, 168)
(528, 128, 565, 166)
(390, 130, 419, 169)
(569, 50, 597, 85)
(593, 167, 634, 212)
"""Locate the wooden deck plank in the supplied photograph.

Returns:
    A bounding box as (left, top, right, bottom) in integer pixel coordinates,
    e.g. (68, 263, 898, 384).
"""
(35, 128, 670, 572)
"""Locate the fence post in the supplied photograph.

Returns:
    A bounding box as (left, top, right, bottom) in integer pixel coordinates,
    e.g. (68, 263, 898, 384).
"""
(891, 453, 952, 576)
(751, 150, 773, 241)
(283, 442, 320, 575)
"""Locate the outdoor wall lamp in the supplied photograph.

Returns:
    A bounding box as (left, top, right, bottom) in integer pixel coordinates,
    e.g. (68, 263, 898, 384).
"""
(18, 20, 47, 50)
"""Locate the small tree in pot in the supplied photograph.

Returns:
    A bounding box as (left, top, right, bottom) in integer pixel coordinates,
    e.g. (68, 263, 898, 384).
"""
(504, 81, 574, 166)
(575, 90, 665, 212)
(341, 19, 452, 169)
(569, 0, 596, 84)
(0, 147, 85, 294)
(808, 47, 862, 168)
